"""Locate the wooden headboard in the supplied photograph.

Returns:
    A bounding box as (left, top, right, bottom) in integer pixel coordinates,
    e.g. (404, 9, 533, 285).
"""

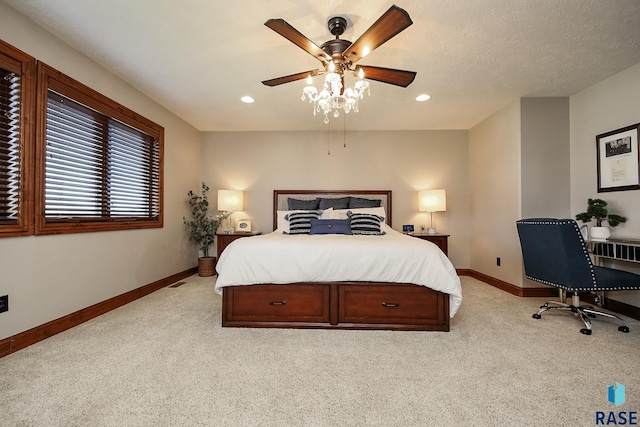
(273, 190, 392, 230)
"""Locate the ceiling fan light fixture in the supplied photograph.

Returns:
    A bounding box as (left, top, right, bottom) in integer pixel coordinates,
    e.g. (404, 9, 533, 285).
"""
(263, 5, 416, 123)
(303, 64, 369, 124)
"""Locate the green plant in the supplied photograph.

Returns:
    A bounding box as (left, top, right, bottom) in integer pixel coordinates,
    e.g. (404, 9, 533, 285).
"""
(183, 182, 228, 257)
(575, 198, 627, 227)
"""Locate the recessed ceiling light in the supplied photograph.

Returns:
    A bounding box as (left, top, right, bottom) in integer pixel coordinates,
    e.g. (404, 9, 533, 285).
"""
(241, 96, 254, 103)
(416, 94, 431, 102)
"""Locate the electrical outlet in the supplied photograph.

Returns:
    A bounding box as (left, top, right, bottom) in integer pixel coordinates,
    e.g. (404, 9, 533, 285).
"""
(496, 257, 501, 267)
(0, 295, 7, 313)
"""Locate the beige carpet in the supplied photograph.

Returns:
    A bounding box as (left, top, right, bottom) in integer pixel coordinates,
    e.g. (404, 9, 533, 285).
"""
(1, 275, 639, 426)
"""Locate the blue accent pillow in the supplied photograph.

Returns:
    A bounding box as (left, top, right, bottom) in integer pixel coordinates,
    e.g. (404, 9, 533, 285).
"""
(287, 197, 320, 210)
(284, 210, 322, 234)
(309, 218, 352, 235)
(349, 197, 381, 208)
(319, 197, 351, 210)
(347, 211, 386, 235)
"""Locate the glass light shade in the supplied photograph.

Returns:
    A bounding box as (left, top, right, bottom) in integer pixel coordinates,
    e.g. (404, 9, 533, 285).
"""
(217, 190, 243, 212)
(419, 189, 446, 212)
(302, 85, 317, 101)
(300, 61, 371, 123)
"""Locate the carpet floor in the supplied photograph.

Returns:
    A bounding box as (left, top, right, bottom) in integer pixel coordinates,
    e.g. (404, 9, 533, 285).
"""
(1, 275, 639, 426)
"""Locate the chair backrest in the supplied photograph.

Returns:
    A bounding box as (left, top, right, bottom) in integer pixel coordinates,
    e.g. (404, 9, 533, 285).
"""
(516, 218, 596, 290)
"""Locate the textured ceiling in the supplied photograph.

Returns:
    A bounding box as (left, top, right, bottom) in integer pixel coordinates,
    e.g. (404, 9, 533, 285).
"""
(4, 0, 640, 131)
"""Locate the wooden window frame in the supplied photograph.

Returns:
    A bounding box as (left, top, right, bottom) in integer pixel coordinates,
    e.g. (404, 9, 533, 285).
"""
(35, 62, 164, 235)
(0, 40, 35, 238)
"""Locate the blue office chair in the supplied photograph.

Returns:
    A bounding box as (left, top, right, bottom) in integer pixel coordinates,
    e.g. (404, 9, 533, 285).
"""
(516, 218, 640, 335)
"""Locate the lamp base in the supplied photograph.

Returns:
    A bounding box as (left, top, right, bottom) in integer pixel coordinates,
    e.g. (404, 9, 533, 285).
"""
(225, 212, 234, 234)
(427, 227, 437, 235)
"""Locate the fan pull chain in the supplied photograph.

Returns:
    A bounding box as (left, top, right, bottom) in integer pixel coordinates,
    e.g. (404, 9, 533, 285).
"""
(343, 114, 347, 148)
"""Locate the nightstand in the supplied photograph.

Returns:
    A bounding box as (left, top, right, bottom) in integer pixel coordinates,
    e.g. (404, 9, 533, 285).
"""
(410, 234, 449, 256)
(216, 232, 260, 259)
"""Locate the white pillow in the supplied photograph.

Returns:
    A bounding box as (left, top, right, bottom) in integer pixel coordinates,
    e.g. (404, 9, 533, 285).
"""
(331, 206, 386, 221)
(275, 208, 333, 233)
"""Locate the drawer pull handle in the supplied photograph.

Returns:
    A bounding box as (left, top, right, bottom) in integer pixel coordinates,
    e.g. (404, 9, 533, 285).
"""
(269, 300, 287, 306)
(381, 302, 400, 308)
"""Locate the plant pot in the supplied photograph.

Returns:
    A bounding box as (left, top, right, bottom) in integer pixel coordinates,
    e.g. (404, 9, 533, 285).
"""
(590, 226, 610, 241)
(198, 256, 217, 277)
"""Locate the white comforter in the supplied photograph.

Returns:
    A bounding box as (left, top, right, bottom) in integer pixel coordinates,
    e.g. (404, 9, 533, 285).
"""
(215, 225, 462, 317)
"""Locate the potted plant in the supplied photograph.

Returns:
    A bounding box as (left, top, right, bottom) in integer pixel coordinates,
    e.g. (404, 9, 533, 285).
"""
(184, 182, 228, 276)
(575, 198, 627, 241)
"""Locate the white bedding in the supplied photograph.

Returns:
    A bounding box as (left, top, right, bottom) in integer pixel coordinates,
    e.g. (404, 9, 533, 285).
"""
(215, 224, 463, 317)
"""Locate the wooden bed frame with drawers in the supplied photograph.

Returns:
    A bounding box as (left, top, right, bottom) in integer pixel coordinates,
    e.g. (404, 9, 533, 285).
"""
(221, 190, 450, 331)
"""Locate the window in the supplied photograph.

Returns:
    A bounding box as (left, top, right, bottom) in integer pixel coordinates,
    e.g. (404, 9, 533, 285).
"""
(35, 63, 163, 234)
(0, 41, 35, 237)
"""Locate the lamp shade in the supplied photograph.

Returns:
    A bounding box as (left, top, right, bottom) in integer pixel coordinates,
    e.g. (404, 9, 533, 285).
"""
(418, 189, 446, 212)
(217, 190, 243, 212)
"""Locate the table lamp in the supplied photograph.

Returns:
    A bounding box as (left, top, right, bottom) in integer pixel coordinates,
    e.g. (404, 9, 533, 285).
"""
(418, 189, 446, 235)
(217, 189, 243, 233)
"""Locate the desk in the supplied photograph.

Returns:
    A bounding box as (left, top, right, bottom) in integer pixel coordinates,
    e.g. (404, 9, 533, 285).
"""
(591, 238, 640, 264)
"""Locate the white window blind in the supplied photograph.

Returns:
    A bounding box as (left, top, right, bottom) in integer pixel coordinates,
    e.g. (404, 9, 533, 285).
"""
(0, 67, 21, 225)
(45, 90, 160, 221)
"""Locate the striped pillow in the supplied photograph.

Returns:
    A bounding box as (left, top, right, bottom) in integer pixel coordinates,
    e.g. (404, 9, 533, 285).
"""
(347, 211, 386, 235)
(284, 210, 322, 234)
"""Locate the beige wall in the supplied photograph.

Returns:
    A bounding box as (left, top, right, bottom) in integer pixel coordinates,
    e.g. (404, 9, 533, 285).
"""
(469, 66, 640, 306)
(570, 62, 640, 308)
(469, 102, 524, 286)
(0, 4, 202, 339)
(521, 97, 571, 219)
(201, 130, 471, 268)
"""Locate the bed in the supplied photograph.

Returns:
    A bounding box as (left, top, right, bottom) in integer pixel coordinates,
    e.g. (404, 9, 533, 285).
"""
(215, 190, 462, 331)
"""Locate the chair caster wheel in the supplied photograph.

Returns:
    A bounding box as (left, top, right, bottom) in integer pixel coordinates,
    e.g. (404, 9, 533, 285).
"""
(618, 326, 630, 333)
(580, 328, 592, 335)
(532, 313, 542, 319)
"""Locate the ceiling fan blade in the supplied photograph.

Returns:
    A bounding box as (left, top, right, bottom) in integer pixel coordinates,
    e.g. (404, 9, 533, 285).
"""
(343, 5, 413, 64)
(265, 19, 329, 64)
(262, 70, 320, 87)
(358, 66, 416, 88)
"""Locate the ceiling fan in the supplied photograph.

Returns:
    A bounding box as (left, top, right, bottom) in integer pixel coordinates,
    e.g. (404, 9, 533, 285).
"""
(261, 4, 417, 89)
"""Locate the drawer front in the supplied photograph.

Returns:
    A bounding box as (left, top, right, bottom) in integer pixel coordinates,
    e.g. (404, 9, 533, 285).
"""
(224, 284, 330, 323)
(428, 237, 448, 255)
(216, 235, 246, 259)
(339, 284, 447, 325)
(413, 235, 448, 256)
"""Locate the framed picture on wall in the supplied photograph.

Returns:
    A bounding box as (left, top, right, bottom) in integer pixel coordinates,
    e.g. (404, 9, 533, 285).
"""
(596, 123, 640, 192)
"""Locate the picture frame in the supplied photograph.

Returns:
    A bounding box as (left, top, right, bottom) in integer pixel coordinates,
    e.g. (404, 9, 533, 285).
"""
(235, 219, 252, 233)
(596, 123, 640, 193)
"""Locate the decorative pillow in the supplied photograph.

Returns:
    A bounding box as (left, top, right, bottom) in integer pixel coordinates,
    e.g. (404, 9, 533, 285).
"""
(284, 210, 322, 234)
(276, 209, 333, 233)
(349, 197, 382, 209)
(331, 207, 386, 222)
(287, 197, 320, 210)
(309, 218, 352, 235)
(319, 197, 351, 210)
(347, 211, 386, 235)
